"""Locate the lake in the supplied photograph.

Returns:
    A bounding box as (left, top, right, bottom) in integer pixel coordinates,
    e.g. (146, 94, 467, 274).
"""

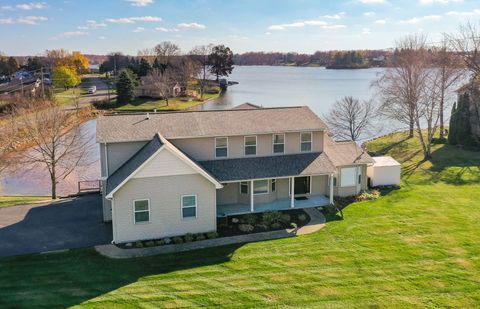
(0, 66, 391, 196)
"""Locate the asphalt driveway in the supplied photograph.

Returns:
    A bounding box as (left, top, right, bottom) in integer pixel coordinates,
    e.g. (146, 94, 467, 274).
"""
(0, 194, 112, 257)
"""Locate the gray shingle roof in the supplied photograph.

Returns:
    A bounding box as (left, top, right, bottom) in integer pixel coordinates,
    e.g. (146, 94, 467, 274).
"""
(106, 134, 163, 196)
(199, 152, 335, 182)
(96, 106, 327, 143)
(232, 103, 262, 110)
(324, 135, 374, 166)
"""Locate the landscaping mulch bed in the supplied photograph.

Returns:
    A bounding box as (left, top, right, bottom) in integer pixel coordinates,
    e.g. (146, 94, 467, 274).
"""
(217, 209, 310, 237)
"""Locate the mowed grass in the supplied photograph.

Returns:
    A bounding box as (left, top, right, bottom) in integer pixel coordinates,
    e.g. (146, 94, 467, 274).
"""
(0, 133, 479, 307)
(0, 196, 50, 208)
(114, 92, 220, 112)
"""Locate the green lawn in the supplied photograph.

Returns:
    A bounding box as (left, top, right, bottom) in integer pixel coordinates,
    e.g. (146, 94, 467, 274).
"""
(53, 77, 93, 106)
(0, 133, 479, 307)
(114, 92, 220, 112)
(0, 196, 50, 208)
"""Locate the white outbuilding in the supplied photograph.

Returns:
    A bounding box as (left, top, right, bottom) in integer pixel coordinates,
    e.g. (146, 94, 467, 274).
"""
(367, 156, 401, 187)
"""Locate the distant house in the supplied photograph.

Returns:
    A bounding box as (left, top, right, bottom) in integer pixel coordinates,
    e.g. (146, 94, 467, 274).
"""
(96, 104, 375, 244)
(89, 64, 100, 73)
(136, 76, 182, 98)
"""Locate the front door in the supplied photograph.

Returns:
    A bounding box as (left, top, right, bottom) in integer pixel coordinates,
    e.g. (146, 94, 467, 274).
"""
(294, 176, 310, 195)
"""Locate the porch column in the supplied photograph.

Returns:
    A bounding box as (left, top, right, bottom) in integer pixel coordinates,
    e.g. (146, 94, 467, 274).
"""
(250, 180, 254, 212)
(290, 177, 295, 208)
(329, 174, 334, 205)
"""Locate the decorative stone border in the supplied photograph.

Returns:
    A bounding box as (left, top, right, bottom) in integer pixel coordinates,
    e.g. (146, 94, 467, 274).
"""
(95, 208, 326, 259)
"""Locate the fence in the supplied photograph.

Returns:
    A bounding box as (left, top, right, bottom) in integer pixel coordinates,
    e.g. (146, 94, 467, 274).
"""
(78, 180, 101, 193)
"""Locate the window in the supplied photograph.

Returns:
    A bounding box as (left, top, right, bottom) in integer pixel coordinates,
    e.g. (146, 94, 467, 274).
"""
(340, 167, 356, 187)
(300, 132, 312, 152)
(253, 180, 269, 195)
(215, 137, 228, 158)
(358, 174, 362, 184)
(181, 195, 197, 219)
(240, 182, 248, 194)
(273, 134, 285, 154)
(271, 179, 276, 192)
(244, 136, 257, 156)
(333, 176, 337, 187)
(133, 199, 150, 224)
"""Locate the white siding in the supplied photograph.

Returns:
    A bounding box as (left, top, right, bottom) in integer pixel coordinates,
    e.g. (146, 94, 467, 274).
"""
(133, 148, 197, 179)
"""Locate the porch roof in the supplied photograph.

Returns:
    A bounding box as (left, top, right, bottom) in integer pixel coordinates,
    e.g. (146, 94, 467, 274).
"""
(199, 152, 335, 182)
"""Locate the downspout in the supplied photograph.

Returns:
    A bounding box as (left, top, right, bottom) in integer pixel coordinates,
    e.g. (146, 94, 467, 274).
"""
(109, 196, 116, 244)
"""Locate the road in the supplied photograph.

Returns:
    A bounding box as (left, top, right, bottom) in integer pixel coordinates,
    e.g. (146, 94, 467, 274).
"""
(62, 75, 116, 110)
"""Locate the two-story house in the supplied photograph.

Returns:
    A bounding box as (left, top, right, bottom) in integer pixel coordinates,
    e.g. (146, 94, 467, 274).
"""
(96, 104, 374, 243)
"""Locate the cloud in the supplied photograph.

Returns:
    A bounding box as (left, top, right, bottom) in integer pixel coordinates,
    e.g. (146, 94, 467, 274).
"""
(419, 0, 463, 4)
(363, 11, 376, 17)
(374, 19, 386, 24)
(78, 19, 107, 30)
(322, 12, 346, 19)
(0, 18, 14, 24)
(362, 27, 371, 35)
(228, 34, 249, 40)
(1, 6, 14, 11)
(400, 15, 442, 24)
(268, 20, 347, 31)
(133, 26, 145, 32)
(177, 22, 206, 29)
(125, 0, 154, 6)
(106, 16, 161, 23)
(16, 2, 47, 10)
(445, 9, 480, 17)
(17, 15, 48, 24)
(155, 26, 178, 32)
(98, 36, 106, 40)
(51, 31, 88, 40)
(356, 0, 386, 4)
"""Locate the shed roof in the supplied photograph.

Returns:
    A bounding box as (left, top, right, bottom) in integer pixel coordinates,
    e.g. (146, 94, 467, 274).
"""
(371, 156, 401, 167)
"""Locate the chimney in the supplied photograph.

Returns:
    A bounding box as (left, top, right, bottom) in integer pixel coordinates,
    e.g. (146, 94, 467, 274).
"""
(146, 112, 150, 120)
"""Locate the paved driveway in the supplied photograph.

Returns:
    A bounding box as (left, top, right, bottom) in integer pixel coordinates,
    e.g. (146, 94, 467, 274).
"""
(0, 194, 112, 257)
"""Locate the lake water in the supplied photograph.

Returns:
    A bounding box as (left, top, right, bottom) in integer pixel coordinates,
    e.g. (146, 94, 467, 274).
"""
(0, 66, 392, 196)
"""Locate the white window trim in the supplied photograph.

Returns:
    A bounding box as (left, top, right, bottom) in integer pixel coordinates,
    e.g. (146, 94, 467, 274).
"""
(253, 179, 269, 195)
(300, 132, 313, 152)
(272, 133, 285, 154)
(288, 176, 312, 196)
(240, 181, 249, 195)
(181, 194, 198, 220)
(215, 137, 229, 158)
(271, 179, 276, 192)
(244, 135, 257, 156)
(133, 199, 150, 224)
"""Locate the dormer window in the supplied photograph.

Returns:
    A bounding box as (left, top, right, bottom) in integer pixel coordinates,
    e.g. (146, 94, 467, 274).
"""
(273, 134, 285, 154)
(244, 136, 257, 156)
(300, 132, 312, 152)
(215, 137, 228, 158)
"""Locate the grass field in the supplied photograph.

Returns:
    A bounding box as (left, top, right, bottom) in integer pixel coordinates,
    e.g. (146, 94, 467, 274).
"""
(0, 196, 50, 208)
(0, 132, 479, 307)
(53, 77, 93, 105)
(114, 92, 220, 112)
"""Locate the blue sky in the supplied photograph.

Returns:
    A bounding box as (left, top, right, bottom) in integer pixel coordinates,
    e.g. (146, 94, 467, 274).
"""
(0, 0, 479, 55)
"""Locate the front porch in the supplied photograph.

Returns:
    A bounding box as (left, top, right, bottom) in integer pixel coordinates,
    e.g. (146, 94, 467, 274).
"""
(217, 194, 330, 217)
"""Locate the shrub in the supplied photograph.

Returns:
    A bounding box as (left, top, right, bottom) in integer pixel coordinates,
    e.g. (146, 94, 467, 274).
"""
(356, 189, 380, 202)
(184, 233, 194, 243)
(231, 218, 240, 224)
(155, 239, 165, 246)
(262, 211, 282, 226)
(172, 236, 184, 244)
(298, 213, 308, 222)
(255, 224, 269, 232)
(195, 233, 206, 241)
(241, 214, 257, 225)
(280, 214, 291, 225)
(134, 241, 143, 248)
(164, 237, 172, 245)
(238, 224, 254, 233)
(144, 240, 155, 247)
(271, 222, 282, 230)
(290, 222, 298, 229)
(206, 231, 218, 239)
(93, 99, 116, 109)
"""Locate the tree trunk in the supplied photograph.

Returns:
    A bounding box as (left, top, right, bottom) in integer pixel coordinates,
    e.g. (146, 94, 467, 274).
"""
(50, 169, 57, 199)
(409, 120, 414, 138)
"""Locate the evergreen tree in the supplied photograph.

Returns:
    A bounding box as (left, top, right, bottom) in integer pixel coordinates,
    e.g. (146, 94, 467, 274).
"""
(116, 69, 137, 105)
(449, 92, 472, 146)
(448, 102, 457, 145)
(208, 45, 234, 81)
(138, 58, 152, 77)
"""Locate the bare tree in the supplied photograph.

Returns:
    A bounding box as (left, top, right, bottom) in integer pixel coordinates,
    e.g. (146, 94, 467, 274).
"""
(449, 22, 480, 79)
(432, 36, 466, 138)
(8, 101, 93, 198)
(189, 44, 214, 98)
(374, 34, 430, 138)
(143, 68, 178, 106)
(154, 41, 181, 73)
(325, 96, 376, 141)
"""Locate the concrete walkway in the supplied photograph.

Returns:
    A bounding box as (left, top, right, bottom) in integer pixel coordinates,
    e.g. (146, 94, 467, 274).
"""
(95, 207, 326, 259)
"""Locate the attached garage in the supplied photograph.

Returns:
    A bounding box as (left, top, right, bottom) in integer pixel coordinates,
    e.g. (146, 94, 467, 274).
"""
(367, 156, 401, 187)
